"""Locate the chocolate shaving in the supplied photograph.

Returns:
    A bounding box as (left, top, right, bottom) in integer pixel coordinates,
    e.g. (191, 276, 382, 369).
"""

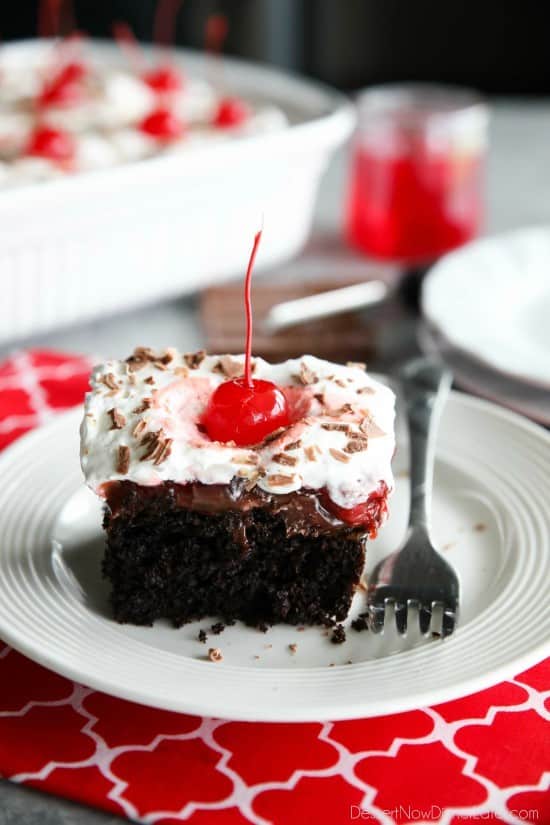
(101, 373, 118, 390)
(345, 436, 369, 453)
(152, 361, 168, 371)
(329, 448, 351, 463)
(116, 445, 130, 474)
(174, 366, 189, 378)
(214, 355, 243, 379)
(128, 374, 137, 386)
(327, 403, 354, 416)
(321, 423, 350, 432)
(144, 376, 155, 385)
(153, 438, 173, 465)
(288, 643, 298, 654)
(357, 386, 375, 395)
(272, 452, 298, 467)
(347, 361, 366, 371)
(126, 347, 155, 372)
(184, 350, 206, 369)
(304, 445, 320, 462)
(232, 453, 260, 466)
(133, 397, 152, 414)
(267, 473, 295, 486)
(295, 362, 318, 385)
(108, 408, 126, 430)
(313, 393, 325, 404)
(334, 379, 347, 388)
(132, 420, 147, 438)
(284, 440, 302, 451)
(360, 417, 386, 438)
(261, 426, 286, 445)
(159, 350, 174, 365)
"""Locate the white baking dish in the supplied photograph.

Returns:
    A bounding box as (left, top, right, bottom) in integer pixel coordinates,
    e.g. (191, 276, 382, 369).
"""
(0, 40, 354, 345)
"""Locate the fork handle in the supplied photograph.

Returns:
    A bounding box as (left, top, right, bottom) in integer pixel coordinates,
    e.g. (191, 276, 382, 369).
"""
(399, 358, 452, 531)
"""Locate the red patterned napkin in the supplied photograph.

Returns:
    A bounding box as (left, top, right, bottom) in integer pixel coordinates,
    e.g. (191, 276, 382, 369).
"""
(0, 350, 548, 825)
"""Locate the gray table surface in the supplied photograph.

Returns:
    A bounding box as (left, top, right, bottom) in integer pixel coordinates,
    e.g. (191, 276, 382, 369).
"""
(1, 100, 549, 824)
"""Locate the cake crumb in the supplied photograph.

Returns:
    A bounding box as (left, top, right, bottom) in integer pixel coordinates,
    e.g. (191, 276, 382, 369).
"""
(331, 624, 346, 644)
(474, 522, 487, 532)
(347, 361, 366, 371)
(297, 626, 305, 632)
(288, 643, 298, 654)
(253, 655, 260, 660)
(351, 614, 369, 632)
(211, 622, 225, 635)
(442, 542, 455, 551)
(329, 663, 335, 667)
(198, 629, 208, 643)
(264, 643, 272, 649)
(208, 647, 223, 662)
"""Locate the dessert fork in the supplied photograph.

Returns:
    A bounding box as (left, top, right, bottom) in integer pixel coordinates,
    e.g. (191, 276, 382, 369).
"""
(367, 358, 459, 638)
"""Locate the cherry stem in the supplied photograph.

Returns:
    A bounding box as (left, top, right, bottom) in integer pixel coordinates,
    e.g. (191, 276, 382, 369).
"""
(243, 229, 262, 389)
(205, 13, 228, 56)
(154, 0, 184, 50)
(112, 22, 147, 73)
(38, 0, 62, 39)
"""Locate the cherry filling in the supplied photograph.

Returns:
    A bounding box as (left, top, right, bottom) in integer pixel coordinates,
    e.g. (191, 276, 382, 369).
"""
(321, 482, 389, 534)
(138, 107, 185, 142)
(212, 96, 250, 129)
(37, 61, 88, 108)
(143, 65, 184, 94)
(24, 126, 76, 165)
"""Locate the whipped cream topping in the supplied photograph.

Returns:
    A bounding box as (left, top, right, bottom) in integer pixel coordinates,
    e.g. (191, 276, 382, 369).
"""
(0, 48, 289, 188)
(81, 350, 395, 510)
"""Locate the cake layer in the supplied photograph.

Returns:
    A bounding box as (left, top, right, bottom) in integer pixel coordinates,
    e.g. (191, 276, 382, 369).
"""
(81, 349, 396, 512)
(102, 483, 375, 627)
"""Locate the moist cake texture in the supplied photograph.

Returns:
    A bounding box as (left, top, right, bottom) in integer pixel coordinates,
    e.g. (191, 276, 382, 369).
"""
(81, 348, 395, 627)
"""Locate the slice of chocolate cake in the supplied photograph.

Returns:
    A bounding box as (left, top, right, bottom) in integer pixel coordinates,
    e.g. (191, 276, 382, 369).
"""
(80, 348, 395, 627)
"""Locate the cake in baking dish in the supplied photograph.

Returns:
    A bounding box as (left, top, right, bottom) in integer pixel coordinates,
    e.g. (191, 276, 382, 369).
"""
(80, 348, 395, 628)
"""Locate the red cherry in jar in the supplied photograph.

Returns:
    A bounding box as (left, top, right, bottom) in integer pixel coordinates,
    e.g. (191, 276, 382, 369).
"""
(25, 126, 76, 164)
(139, 107, 185, 142)
(212, 96, 250, 129)
(143, 65, 183, 94)
(203, 378, 290, 446)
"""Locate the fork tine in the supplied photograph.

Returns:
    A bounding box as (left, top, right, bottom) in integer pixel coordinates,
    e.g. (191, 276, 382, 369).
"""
(441, 608, 457, 638)
(418, 605, 432, 635)
(394, 602, 407, 635)
(368, 601, 385, 634)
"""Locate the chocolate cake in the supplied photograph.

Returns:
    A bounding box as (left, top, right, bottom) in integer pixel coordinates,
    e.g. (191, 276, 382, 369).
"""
(80, 348, 395, 628)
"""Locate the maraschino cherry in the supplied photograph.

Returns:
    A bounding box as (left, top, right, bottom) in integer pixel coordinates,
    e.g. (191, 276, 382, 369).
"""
(212, 96, 250, 129)
(143, 65, 183, 94)
(203, 230, 291, 446)
(37, 60, 87, 108)
(138, 107, 185, 141)
(24, 126, 76, 165)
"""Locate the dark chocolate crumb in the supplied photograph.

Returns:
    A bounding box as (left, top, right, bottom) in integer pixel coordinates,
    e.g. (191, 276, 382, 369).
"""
(211, 622, 225, 635)
(257, 621, 269, 633)
(331, 624, 346, 644)
(351, 614, 369, 632)
(198, 629, 208, 643)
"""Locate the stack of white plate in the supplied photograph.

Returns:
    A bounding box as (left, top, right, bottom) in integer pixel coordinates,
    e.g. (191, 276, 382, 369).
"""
(421, 226, 550, 425)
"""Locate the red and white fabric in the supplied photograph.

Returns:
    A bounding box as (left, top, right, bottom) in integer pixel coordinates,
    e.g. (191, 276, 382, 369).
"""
(0, 350, 548, 825)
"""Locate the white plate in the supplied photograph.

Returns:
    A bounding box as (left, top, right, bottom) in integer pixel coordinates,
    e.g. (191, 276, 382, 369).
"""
(0, 396, 549, 721)
(419, 324, 550, 426)
(422, 227, 550, 388)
